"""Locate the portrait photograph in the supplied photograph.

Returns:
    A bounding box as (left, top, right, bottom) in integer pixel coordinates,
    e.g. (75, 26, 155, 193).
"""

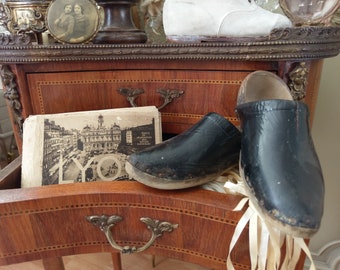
(46, 0, 101, 44)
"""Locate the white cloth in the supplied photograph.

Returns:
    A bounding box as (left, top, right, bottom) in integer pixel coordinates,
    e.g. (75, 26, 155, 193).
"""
(163, 0, 292, 38)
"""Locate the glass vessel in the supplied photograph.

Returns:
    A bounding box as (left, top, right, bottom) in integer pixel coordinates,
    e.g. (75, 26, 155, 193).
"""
(255, 0, 285, 15)
(279, 0, 340, 25)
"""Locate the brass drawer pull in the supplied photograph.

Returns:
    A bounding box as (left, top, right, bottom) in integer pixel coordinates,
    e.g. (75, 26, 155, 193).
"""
(86, 215, 178, 254)
(118, 88, 184, 110)
(118, 88, 144, 107)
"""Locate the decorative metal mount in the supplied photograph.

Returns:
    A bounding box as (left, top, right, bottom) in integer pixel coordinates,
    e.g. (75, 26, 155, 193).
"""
(118, 88, 184, 110)
(0, 32, 31, 45)
(86, 214, 178, 254)
(287, 62, 309, 100)
(118, 88, 145, 107)
(0, 26, 339, 63)
(0, 1, 48, 38)
(156, 88, 184, 110)
(0, 65, 23, 136)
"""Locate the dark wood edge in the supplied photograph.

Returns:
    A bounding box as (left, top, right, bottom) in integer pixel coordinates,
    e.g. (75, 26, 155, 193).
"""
(0, 180, 243, 211)
(0, 155, 21, 190)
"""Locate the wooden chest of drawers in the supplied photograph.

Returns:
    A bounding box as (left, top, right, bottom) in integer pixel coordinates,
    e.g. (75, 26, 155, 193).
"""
(0, 26, 340, 269)
(22, 60, 275, 134)
(4, 33, 337, 151)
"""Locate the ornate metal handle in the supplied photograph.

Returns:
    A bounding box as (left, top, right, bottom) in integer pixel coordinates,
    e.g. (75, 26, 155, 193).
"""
(86, 215, 178, 254)
(118, 88, 184, 110)
(118, 88, 145, 107)
(156, 88, 184, 110)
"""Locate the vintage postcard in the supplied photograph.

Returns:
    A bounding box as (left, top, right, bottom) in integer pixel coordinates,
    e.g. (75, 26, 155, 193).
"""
(21, 106, 161, 187)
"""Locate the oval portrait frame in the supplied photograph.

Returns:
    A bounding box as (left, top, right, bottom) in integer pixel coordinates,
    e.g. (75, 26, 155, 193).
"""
(279, 0, 340, 25)
(46, 0, 102, 44)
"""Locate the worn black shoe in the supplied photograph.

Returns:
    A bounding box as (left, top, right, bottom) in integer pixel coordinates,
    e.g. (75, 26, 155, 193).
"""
(125, 112, 241, 190)
(236, 71, 324, 238)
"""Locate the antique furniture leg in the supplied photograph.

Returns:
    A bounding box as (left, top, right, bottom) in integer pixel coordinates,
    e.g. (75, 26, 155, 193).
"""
(111, 252, 122, 270)
(42, 257, 65, 270)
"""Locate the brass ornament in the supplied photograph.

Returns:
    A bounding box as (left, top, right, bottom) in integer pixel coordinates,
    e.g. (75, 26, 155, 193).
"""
(156, 88, 184, 110)
(287, 62, 309, 100)
(0, 32, 31, 45)
(118, 87, 184, 110)
(118, 88, 145, 108)
(0, 65, 23, 136)
(86, 214, 178, 254)
(0, 0, 49, 37)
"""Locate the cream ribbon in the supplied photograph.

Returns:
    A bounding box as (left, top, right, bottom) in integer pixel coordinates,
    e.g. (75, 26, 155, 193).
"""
(219, 174, 317, 270)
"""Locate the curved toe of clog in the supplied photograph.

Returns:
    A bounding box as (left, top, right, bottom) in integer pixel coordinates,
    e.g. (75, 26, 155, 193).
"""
(240, 149, 324, 237)
(126, 112, 241, 190)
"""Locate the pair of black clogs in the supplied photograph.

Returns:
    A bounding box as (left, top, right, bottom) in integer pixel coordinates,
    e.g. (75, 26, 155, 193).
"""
(125, 71, 324, 238)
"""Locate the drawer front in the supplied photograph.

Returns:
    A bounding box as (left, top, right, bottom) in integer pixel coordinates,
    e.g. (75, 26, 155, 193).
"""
(27, 70, 251, 133)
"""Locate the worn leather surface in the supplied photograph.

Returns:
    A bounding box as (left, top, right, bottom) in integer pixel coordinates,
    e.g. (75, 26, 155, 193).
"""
(236, 100, 324, 231)
(128, 112, 241, 181)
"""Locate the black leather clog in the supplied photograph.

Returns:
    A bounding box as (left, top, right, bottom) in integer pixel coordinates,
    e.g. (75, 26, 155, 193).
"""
(125, 112, 241, 190)
(236, 71, 324, 238)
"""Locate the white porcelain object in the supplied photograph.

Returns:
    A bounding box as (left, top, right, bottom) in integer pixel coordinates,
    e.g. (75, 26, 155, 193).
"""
(163, 0, 292, 40)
